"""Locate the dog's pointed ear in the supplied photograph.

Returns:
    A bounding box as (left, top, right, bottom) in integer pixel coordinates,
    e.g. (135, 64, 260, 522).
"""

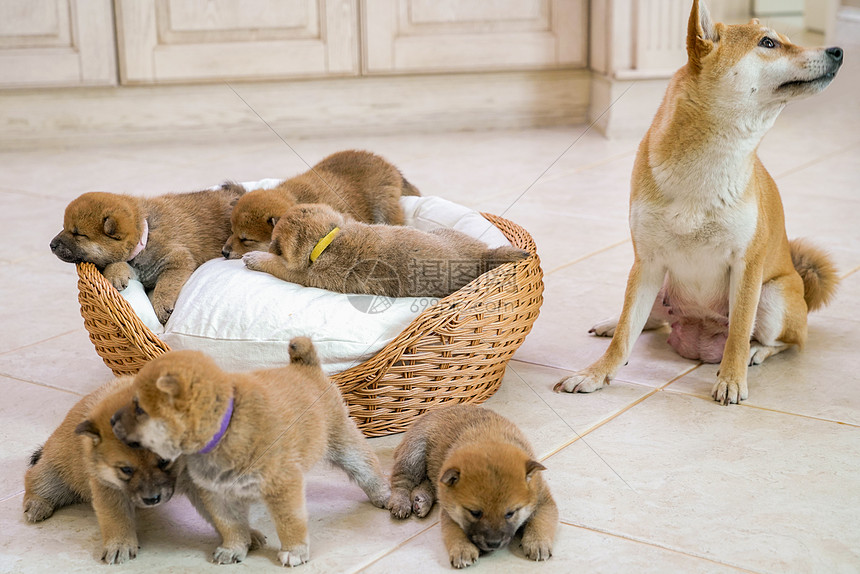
(74, 419, 102, 445)
(525, 460, 547, 481)
(440, 467, 460, 487)
(103, 216, 119, 238)
(155, 373, 182, 398)
(687, 0, 718, 71)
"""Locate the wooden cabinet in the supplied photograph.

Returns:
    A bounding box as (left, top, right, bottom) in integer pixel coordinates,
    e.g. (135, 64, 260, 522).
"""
(0, 0, 116, 87)
(114, 0, 359, 84)
(362, 0, 586, 74)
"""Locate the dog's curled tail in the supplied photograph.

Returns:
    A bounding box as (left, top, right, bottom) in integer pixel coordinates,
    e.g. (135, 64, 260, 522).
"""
(289, 337, 320, 367)
(790, 238, 840, 312)
(486, 246, 531, 265)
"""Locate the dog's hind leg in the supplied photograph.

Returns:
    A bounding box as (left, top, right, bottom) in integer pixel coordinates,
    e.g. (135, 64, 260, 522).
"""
(326, 415, 390, 509)
(749, 273, 808, 365)
(23, 460, 82, 523)
(388, 433, 431, 519)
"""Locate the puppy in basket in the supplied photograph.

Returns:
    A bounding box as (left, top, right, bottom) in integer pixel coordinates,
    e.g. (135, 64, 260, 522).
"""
(221, 149, 420, 258)
(50, 184, 244, 323)
(242, 203, 529, 298)
(111, 338, 390, 567)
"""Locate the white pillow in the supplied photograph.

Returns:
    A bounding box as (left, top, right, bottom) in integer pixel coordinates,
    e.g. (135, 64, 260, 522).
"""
(120, 191, 513, 375)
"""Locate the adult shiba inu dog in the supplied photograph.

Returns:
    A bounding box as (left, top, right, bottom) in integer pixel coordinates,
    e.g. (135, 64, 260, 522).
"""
(388, 405, 557, 569)
(50, 184, 244, 323)
(24, 377, 179, 564)
(243, 203, 528, 298)
(111, 338, 389, 567)
(221, 150, 419, 259)
(556, 0, 841, 404)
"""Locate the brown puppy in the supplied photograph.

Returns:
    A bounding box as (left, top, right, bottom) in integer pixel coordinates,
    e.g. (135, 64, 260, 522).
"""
(242, 203, 529, 298)
(389, 405, 557, 569)
(222, 149, 420, 258)
(24, 377, 178, 564)
(111, 338, 390, 567)
(50, 184, 244, 323)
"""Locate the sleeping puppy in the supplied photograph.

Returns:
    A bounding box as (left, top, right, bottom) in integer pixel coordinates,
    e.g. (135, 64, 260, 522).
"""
(389, 405, 558, 568)
(242, 203, 529, 298)
(50, 184, 244, 323)
(111, 338, 390, 567)
(221, 149, 420, 259)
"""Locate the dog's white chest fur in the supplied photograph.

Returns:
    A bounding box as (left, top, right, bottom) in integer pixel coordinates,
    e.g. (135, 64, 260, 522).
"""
(187, 455, 261, 499)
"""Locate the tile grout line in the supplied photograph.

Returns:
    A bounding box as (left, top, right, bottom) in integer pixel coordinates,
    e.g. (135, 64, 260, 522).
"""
(558, 520, 764, 574)
(0, 372, 86, 397)
(772, 138, 860, 180)
(0, 328, 81, 357)
(545, 237, 631, 276)
(348, 519, 441, 574)
(0, 490, 24, 504)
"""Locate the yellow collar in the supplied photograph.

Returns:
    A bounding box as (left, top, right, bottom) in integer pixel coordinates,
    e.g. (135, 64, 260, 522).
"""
(309, 227, 340, 263)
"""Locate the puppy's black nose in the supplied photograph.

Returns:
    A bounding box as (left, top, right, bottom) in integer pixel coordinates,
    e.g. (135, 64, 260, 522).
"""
(141, 494, 161, 506)
(826, 47, 843, 63)
(483, 538, 503, 550)
(222, 247, 231, 258)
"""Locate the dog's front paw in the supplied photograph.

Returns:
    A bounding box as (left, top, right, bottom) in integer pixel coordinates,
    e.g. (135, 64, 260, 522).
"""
(23, 496, 54, 522)
(387, 489, 413, 519)
(242, 251, 275, 272)
(521, 533, 553, 562)
(554, 370, 609, 394)
(102, 538, 138, 565)
(102, 262, 132, 291)
(149, 292, 175, 324)
(278, 543, 309, 567)
(249, 528, 267, 551)
(711, 374, 748, 405)
(448, 540, 480, 569)
(212, 544, 248, 564)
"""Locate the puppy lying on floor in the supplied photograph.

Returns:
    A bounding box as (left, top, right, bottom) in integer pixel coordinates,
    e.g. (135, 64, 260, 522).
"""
(111, 338, 390, 567)
(389, 404, 558, 569)
(222, 149, 420, 258)
(24, 377, 179, 564)
(242, 203, 529, 298)
(50, 184, 243, 323)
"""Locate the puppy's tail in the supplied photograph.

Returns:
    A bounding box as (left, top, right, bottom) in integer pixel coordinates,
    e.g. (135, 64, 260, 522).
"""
(790, 238, 840, 313)
(485, 246, 530, 266)
(29, 445, 43, 467)
(289, 337, 320, 367)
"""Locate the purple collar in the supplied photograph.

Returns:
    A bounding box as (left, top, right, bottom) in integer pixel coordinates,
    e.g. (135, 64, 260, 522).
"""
(199, 397, 233, 454)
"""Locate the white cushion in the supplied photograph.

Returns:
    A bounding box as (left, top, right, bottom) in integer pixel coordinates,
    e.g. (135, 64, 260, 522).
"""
(120, 189, 512, 375)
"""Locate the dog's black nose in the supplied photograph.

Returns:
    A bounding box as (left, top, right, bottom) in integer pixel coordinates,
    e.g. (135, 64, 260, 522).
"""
(222, 247, 231, 258)
(826, 47, 843, 63)
(142, 494, 161, 506)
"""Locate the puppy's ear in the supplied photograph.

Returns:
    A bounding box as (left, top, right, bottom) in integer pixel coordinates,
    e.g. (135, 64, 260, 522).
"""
(440, 467, 460, 487)
(103, 216, 119, 238)
(525, 460, 546, 482)
(155, 373, 182, 399)
(687, 0, 717, 71)
(74, 420, 102, 445)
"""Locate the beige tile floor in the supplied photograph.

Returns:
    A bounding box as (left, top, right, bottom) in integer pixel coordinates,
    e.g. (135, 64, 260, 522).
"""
(2, 45, 860, 574)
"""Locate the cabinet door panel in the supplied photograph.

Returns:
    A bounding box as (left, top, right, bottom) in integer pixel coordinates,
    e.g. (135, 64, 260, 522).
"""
(116, 0, 358, 84)
(0, 0, 116, 87)
(363, 0, 586, 73)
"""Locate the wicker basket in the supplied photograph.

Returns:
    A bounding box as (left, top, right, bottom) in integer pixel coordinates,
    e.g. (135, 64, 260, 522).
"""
(76, 213, 543, 436)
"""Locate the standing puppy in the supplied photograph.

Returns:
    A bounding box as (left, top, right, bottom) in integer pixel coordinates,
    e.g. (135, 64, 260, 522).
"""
(111, 338, 389, 567)
(388, 405, 557, 569)
(556, 0, 841, 404)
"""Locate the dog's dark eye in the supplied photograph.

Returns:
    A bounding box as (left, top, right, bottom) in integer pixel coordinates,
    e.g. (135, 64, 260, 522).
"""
(759, 37, 777, 49)
(119, 466, 134, 478)
(468, 509, 483, 519)
(133, 398, 146, 416)
(504, 509, 519, 520)
(157, 458, 171, 470)
(240, 237, 251, 245)
(127, 441, 141, 449)
(71, 230, 87, 239)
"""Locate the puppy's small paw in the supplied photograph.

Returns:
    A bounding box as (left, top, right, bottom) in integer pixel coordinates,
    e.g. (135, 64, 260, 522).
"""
(102, 539, 138, 565)
(242, 251, 275, 271)
(212, 545, 248, 564)
(449, 541, 480, 569)
(387, 491, 413, 519)
(413, 492, 433, 518)
(711, 375, 748, 405)
(278, 543, 309, 567)
(249, 529, 267, 551)
(103, 262, 132, 292)
(553, 370, 609, 394)
(521, 535, 553, 561)
(149, 293, 175, 324)
(23, 497, 54, 522)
